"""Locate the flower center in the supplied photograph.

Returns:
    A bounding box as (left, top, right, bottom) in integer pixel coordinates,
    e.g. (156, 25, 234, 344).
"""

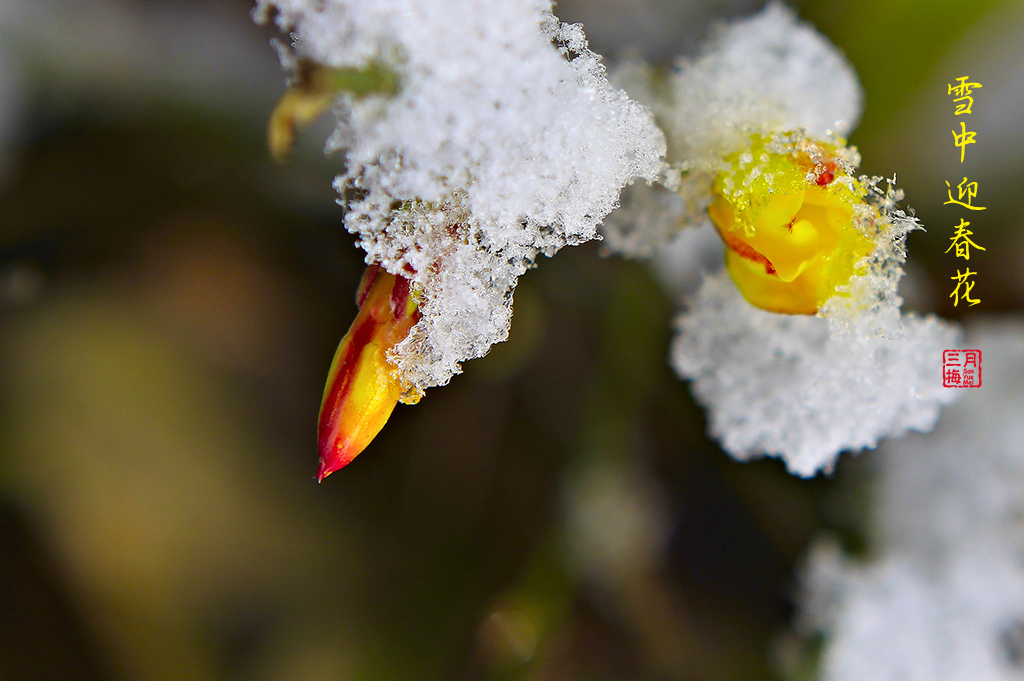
(709, 135, 875, 314)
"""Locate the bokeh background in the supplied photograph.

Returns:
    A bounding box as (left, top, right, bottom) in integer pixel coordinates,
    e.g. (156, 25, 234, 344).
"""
(1, 1, 1022, 679)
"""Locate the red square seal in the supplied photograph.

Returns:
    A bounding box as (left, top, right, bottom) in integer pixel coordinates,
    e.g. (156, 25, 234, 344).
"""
(943, 349, 982, 388)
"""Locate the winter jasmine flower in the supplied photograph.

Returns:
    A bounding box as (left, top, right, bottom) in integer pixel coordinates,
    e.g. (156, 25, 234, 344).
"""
(708, 133, 874, 314)
(254, 0, 664, 476)
(605, 3, 959, 476)
(317, 265, 420, 479)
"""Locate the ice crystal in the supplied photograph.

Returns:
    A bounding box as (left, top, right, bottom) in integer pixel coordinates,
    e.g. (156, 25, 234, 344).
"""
(601, 4, 961, 475)
(671, 170, 959, 476)
(667, 3, 861, 168)
(603, 2, 864, 253)
(255, 0, 665, 390)
(800, 320, 1024, 680)
(667, 2, 861, 236)
(673, 269, 959, 476)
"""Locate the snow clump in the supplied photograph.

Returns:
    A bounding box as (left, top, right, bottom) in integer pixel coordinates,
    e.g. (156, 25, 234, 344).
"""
(255, 0, 665, 391)
(799, 320, 1024, 680)
(606, 3, 960, 475)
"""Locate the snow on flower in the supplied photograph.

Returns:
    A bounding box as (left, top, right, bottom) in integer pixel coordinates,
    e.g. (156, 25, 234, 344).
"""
(797, 320, 1024, 681)
(604, 3, 960, 476)
(254, 0, 664, 474)
(673, 269, 959, 476)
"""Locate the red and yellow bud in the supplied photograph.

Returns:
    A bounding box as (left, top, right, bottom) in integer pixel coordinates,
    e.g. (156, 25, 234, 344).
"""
(317, 265, 420, 480)
(709, 136, 875, 314)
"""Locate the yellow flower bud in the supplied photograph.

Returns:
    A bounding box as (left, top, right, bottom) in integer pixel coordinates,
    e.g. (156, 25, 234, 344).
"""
(317, 265, 421, 480)
(709, 135, 875, 314)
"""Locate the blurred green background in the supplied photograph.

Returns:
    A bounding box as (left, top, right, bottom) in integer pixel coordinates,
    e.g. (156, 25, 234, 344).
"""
(1, 1, 1021, 679)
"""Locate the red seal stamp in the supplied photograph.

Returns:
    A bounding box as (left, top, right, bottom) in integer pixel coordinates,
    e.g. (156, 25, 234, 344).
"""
(943, 349, 982, 388)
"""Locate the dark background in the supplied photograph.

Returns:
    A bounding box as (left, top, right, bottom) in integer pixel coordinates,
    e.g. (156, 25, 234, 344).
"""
(1, 1, 1022, 679)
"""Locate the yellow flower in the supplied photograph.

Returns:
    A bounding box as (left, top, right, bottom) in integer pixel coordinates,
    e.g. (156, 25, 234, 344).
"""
(317, 265, 421, 480)
(708, 135, 875, 315)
